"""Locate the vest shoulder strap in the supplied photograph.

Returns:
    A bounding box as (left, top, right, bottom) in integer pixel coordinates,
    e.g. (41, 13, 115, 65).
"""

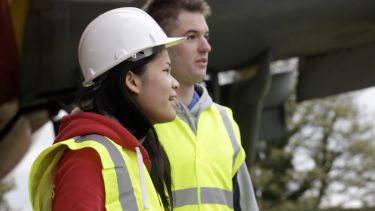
(30, 135, 140, 211)
(74, 135, 139, 211)
(214, 104, 243, 172)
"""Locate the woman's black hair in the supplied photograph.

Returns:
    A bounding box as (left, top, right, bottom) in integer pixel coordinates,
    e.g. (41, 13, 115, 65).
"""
(78, 48, 173, 210)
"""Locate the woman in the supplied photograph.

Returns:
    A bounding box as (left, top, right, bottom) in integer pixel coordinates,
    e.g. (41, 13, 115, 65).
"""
(29, 7, 185, 211)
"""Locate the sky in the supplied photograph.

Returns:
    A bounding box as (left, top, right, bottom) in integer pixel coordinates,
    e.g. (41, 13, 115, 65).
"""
(354, 86, 375, 115)
(3, 87, 375, 211)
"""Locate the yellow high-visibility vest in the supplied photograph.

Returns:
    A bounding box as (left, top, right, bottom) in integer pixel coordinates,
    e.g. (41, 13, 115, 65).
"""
(29, 135, 164, 211)
(155, 104, 245, 211)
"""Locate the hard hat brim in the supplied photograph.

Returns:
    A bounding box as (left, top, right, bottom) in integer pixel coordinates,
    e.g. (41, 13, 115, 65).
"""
(164, 36, 186, 48)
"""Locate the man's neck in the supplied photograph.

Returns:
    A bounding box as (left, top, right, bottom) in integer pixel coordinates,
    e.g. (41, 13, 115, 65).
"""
(177, 83, 195, 107)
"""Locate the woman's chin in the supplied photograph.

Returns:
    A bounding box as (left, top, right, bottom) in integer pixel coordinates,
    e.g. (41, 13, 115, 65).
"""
(156, 113, 176, 124)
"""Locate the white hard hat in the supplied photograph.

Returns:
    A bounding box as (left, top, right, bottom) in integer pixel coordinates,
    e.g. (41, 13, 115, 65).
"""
(78, 7, 185, 87)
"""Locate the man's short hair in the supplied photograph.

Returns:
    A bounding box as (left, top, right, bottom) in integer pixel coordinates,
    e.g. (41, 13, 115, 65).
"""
(143, 0, 211, 34)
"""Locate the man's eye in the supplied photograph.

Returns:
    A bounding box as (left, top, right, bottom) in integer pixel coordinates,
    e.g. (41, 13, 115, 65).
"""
(187, 35, 196, 40)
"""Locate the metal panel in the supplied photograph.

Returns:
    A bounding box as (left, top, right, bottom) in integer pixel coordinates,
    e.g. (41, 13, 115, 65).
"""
(297, 43, 375, 101)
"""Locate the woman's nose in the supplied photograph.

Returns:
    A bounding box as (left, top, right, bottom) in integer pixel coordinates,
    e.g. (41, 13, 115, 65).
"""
(172, 76, 179, 89)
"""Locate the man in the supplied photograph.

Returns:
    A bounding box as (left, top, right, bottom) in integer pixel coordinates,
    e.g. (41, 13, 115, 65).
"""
(143, 0, 259, 210)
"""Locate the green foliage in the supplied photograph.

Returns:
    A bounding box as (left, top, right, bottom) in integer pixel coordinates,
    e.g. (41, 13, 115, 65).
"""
(253, 93, 375, 210)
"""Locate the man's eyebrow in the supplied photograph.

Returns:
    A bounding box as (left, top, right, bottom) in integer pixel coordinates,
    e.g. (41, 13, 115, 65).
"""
(183, 29, 209, 36)
(183, 29, 199, 35)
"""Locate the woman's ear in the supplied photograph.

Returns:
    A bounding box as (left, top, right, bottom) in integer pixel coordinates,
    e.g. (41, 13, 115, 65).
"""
(125, 70, 141, 94)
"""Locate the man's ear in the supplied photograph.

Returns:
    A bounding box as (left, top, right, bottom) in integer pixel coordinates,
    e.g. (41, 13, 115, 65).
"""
(125, 70, 141, 94)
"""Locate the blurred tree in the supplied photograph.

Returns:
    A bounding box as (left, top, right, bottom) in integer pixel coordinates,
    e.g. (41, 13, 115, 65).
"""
(252, 93, 375, 210)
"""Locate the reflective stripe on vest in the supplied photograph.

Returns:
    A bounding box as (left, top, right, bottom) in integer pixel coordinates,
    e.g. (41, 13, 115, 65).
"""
(215, 104, 241, 169)
(173, 187, 233, 209)
(75, 135, 139, 211)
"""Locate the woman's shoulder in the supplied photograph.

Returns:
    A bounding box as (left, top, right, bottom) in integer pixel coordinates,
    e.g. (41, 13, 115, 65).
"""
(53, 148, 105, 211)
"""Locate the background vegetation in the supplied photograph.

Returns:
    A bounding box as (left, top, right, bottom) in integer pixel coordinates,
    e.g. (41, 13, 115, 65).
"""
(252, 93, 375, 210)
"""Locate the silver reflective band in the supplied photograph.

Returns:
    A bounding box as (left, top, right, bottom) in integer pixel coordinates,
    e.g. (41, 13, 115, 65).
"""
(173, 188, 198, 207)
(201, 187, 233, 208)
(173, 187, 233, 208)
(216, 104, 241, 168)
(75, 135, 139, 211)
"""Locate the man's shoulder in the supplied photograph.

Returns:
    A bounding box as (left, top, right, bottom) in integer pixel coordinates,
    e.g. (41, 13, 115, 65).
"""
(212, 102, 232, 111)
